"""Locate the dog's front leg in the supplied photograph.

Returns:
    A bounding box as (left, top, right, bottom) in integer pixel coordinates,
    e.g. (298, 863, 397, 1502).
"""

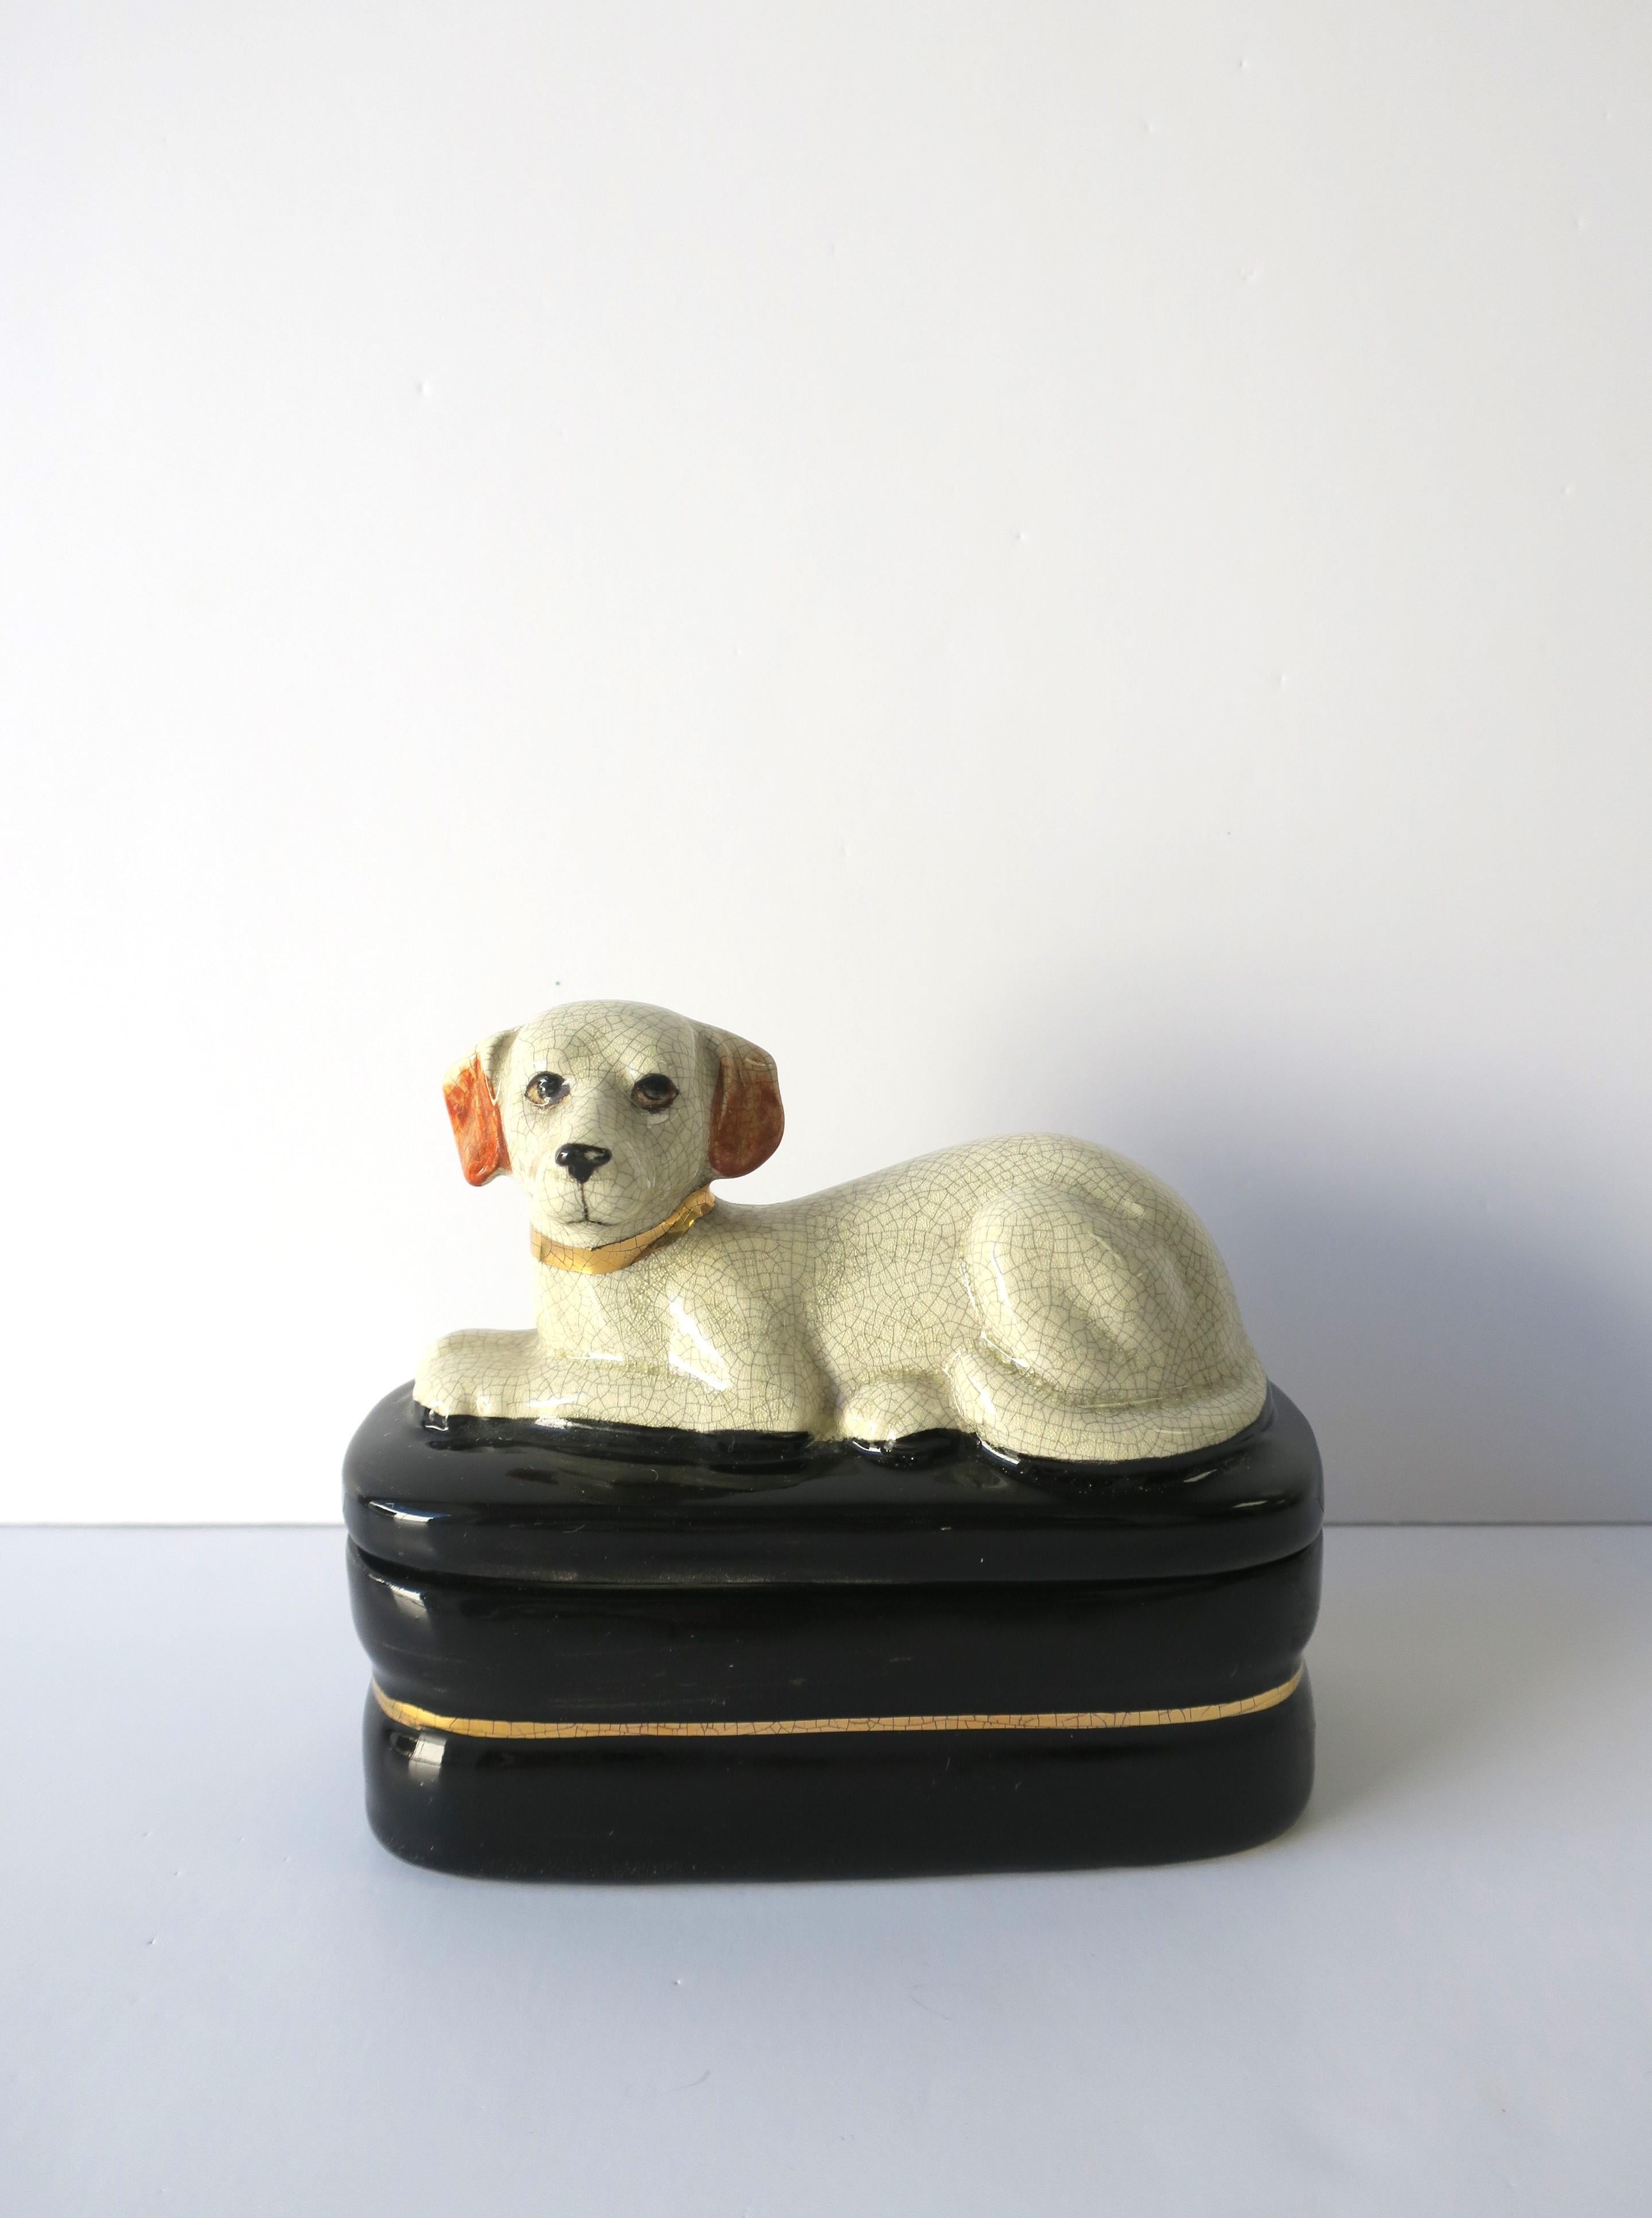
(531, 1252, 829, 1435)
(527, 1334, 829, 1435)
(416, 1327, 726, 1429)
(414, 1327, 547, 1420)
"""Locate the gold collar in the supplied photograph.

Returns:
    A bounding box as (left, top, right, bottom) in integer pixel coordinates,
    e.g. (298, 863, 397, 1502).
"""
(529, 1186, 715, 1276)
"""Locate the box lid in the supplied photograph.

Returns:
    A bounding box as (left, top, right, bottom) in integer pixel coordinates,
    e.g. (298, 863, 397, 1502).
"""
(343, 1383, 1322, 1588)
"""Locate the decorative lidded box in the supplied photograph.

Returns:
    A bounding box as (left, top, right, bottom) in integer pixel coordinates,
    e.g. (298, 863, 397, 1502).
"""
(345, 1000, 1321, 1880)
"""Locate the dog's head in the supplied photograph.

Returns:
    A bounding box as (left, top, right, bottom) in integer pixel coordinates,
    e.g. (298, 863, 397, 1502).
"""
(441, 1000, 784, 1246)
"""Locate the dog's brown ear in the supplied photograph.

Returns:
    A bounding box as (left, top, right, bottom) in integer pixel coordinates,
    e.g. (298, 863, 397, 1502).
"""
(706, 1028, 785, 1179)
(442, 1030, 517, 1186)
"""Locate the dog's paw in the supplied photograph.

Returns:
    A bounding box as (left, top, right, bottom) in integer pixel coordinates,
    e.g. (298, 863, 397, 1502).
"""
(839, 1371, 957, 1445)
(412, 1328, 542, 1419)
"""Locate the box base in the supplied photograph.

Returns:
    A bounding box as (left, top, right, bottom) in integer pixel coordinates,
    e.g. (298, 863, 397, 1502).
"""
(363, 1672, 1315, 1882)
(347, 1384, 1323, 1881)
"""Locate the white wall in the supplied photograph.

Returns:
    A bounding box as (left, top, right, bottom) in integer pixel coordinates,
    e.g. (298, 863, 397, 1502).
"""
(2, 2, 1648, 1522)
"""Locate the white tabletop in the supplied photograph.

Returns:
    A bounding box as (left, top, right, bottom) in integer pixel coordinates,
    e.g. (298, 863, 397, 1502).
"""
(3, 1526, 1648, 2215)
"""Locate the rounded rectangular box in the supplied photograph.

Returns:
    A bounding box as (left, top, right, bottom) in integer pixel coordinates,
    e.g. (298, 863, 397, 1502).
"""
(345, 1383, 1323, 1880)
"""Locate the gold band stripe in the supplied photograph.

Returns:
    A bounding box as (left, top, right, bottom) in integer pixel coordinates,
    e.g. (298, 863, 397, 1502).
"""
(373, 1667, 1302, 1742)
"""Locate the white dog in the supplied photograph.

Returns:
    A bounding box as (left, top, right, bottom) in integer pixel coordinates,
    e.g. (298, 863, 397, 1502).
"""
(414, 1000, 1267, 1462)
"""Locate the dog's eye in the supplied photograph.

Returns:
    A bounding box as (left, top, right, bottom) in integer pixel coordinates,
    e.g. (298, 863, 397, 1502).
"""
(632, 1073, 678, 1112)
(526, 1071, 570, 1106)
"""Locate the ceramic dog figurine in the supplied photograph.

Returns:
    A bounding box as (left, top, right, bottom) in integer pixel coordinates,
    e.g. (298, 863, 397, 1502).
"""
(414, 1000, 1267, 1461)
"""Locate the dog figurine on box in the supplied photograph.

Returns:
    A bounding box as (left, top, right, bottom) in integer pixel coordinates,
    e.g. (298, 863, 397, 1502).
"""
(415, 1000, 1265, 1461)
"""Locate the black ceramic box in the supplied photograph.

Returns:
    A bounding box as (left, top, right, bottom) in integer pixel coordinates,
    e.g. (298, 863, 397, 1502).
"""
(344, 1382, 1321, 1881)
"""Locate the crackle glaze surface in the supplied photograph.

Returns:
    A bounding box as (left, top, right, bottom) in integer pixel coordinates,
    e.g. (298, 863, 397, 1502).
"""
(414, 1001, 1268, 1461)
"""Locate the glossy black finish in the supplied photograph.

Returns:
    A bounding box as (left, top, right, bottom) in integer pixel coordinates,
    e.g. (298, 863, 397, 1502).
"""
(345, 1382, 1323, 1878)
(364, 1677, 1316, 1882)
(350, 1538, 1321, 1724)
(345, 1383, 1322, 1587)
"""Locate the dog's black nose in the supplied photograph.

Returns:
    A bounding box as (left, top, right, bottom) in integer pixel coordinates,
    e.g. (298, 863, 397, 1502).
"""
(554, 1143, 612, 1184)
